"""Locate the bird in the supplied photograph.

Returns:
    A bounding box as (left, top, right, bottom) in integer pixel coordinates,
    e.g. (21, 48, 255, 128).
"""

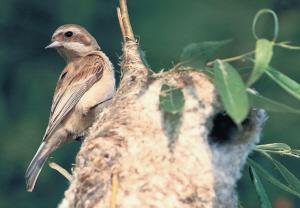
(25, 24, 116, 192)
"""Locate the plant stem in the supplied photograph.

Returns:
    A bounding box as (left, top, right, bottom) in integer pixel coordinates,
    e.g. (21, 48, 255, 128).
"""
(207, 51, 254, 66)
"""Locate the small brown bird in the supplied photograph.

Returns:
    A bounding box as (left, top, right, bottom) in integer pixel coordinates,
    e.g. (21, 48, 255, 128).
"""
(25, 24, 115, 192)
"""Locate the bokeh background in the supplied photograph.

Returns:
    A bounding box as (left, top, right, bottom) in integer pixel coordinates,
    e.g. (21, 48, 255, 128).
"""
(0, 0, 299, 207)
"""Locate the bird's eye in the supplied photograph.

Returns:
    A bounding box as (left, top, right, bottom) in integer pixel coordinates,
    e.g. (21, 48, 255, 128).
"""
(64, 31, 73, 37)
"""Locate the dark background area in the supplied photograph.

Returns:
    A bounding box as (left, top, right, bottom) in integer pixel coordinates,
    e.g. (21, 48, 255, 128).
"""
(0, 0, 299, 207)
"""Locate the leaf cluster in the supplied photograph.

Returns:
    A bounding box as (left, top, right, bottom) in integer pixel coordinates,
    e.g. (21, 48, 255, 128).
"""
(160, 9, 300, 206)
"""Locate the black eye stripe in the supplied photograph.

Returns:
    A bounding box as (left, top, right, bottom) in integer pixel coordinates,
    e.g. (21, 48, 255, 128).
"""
(64, 31, 73, 37)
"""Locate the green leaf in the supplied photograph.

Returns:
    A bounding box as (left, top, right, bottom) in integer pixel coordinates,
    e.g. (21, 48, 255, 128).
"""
(257, 143, 291, 152)
(238, 201, 245, 208)
(247, 39, 273, 86)
(159, 84, 185, 114)
(214, 60, 249, 125)
(291, 149, 300, 156)
(247, 89, 300, 114)
(247, 159, 300, 197)
(266, 67, 300, 101)
(180, 40, 231, 68)
(238, 67, 252, 74)
(249, 166, 272, 208)
(257, 151, 300, 193)
(252, 9, 279, 41)
(276, 161, 300, 193)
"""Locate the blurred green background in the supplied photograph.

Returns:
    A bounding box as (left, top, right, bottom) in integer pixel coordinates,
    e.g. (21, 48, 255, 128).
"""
(0, 0, 299, 207)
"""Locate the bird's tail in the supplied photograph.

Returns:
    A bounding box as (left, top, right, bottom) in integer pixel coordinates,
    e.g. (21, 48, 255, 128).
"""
(25, 142, 50, 192)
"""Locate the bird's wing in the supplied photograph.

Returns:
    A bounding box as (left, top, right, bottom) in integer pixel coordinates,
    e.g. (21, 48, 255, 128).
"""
(43, 54, 104, 141)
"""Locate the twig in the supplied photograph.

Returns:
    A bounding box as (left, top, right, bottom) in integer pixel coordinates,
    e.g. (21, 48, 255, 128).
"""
(117, 8, 126, 42)
(207, 51, 254, 66)
(110, 172, 119, 208)
(49, 162, 73, 182)
(275, 41, 300, 50)
(117, 0, 134, 40)
(116, 0, 148, 76)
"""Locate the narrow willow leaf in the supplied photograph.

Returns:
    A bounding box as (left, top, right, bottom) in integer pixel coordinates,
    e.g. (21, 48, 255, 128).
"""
(214, 60, 249, 124)
(249, 166, 272, 208)
(252, 9, 279, 41)
(180, 40, 231, 68)
(258, 151, 300, 193)
(247, 89, 300, 114)
(271, 159, 300, 193)
(291, 149, 300, 156)
(256, 145, 300, 159)
(159, 84, 185, 114)
(238, 67, 252, 75)
(247, 39, 273, 86)
(266, 67, 300, 101)
(247, 159, 300, 197)
(238, 201, 245, 208)
(257, 143, 291, 152)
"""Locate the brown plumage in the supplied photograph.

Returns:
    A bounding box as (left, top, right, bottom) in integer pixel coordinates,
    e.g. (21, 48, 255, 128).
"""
(25, 24, 115, 192)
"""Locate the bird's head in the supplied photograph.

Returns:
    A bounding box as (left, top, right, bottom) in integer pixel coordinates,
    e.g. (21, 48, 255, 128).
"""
(46, 24, 100, 62)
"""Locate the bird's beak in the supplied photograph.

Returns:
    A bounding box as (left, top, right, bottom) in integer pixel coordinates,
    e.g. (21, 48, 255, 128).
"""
(45, 41, 62, 49)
